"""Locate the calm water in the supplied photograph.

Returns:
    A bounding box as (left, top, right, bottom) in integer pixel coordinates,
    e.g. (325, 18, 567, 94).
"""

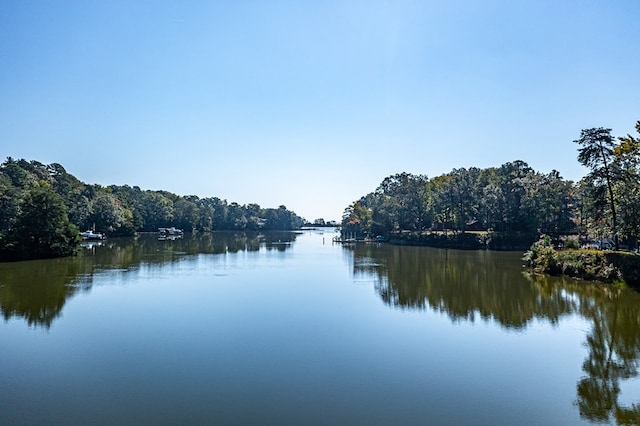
(1, 229, 639, 425)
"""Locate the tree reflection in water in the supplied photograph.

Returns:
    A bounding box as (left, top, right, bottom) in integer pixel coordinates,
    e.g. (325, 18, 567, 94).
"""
(572, 283, 640, 424)
(0, 259, 82, 328)
(0, 232, 297, 329)
(349, 243, 576, 328)
(347, 243, 640, 424)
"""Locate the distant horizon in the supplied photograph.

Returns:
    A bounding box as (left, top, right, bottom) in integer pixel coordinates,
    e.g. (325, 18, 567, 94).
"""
(2, 1, 638, 221)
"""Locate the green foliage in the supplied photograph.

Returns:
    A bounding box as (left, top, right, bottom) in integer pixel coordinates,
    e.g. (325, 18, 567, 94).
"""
(574, 127, 620, 249)
(0, 158, 303, 261)
(564, 237, 580, 250)
(138, 191, 174, 230)
(173, 198, 199, 232)
(343, 162, 576, 245)
(603, 252, 640, 288)
(341, 201, 372, 239)
(387, 230, 487, 249)
(87, 193, 130, 234)
(574, 123, 640, 251)
(524, 236, 640, 288)
(1, 183, 80, 260)
(339, 119, 640, 254)
(523, 235, 560, 274)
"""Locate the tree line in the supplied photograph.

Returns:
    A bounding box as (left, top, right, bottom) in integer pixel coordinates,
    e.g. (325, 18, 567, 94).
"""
(342, 121, 640, 250)
(0, 158, 302, 260)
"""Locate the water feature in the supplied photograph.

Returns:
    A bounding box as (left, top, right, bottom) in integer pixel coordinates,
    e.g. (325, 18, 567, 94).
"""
(1, 229, 639, 424)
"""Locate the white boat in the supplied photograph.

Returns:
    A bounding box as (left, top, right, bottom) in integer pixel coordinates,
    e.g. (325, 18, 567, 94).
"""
(80, 229, 105, 240)
(158, 227, 184, 238)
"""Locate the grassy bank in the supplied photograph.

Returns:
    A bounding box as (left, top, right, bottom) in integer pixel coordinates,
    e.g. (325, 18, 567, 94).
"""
(523, 236, 640, 288)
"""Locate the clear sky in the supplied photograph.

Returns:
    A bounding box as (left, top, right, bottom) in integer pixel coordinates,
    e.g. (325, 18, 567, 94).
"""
(1, 1, 639, 221)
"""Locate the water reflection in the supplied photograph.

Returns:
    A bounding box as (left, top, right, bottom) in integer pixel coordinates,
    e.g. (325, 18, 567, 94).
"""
(0, 231, 297, 328)
(347, 243, 640, 424)
(0, 260, 82, 328)
(348, 243, 576, 329)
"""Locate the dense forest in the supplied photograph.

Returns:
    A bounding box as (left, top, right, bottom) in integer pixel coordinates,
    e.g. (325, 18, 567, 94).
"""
(342, 122, 640, 251)
(0, 158, 302, 260)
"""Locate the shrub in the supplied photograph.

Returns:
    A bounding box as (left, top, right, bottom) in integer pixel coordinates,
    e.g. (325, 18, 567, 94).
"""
(564, 237, 580, 250)
(523, 235, 560, 274)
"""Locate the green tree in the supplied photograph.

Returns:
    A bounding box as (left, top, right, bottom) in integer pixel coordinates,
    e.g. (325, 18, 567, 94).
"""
(575, 128, 620, 249)
(0, 172, 19, 232)
(262, 205, 296, 230)
(518, 170, 575, 237)
(139, 191, 174, 231)
(341, 201, 372, 239)
(245, 203, 263, 230)
(109, 185, 145, 231)
(428, 174, 455, 232)
(429, 168, 481, 233)
(226, 202, 247, 230)
(480, 181, 504, 232)
(48, 163, 92, 227)
(206, 197, 228, 230)
(615, 121, 640, 250)
(173, 198, 199, 232)
(375, 173, 429, 232)
(496, 161, 533, 234)
(616, 120, 640, 168)
(196, 202, 213, 232)
(87, 192, 128, 234)
(3, 183, 80, 260)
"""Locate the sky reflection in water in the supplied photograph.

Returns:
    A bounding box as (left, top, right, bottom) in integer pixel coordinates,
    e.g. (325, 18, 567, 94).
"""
(1, 230, 639, 425)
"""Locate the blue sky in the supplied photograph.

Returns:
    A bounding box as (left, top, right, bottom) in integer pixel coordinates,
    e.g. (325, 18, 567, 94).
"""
(1, 1, 639, 221)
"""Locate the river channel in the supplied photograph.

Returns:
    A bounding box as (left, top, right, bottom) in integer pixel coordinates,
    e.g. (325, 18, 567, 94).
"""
(1, 229, 639, 425)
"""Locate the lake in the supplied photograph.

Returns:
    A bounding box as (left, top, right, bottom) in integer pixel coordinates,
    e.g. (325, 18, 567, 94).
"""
(1, 229, 639, 425)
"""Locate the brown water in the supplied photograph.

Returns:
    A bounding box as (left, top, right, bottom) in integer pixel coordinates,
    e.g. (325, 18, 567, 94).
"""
(1, 230, 639, 424)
